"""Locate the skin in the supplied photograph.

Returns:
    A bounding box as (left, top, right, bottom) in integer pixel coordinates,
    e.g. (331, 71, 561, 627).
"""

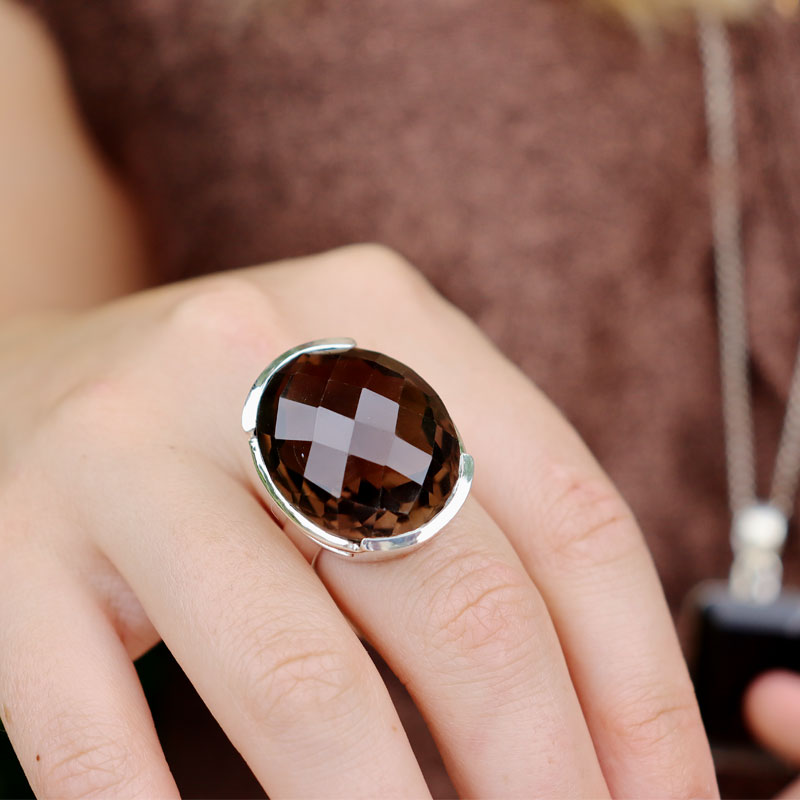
(745, 672, 800, 798)
(0, 2, 151, 316)
(0, 0, 789, 797)
(0, 243, 720, 799)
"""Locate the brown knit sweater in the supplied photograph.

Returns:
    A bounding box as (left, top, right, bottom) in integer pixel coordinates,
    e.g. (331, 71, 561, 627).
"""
(22, 1, 800, 796)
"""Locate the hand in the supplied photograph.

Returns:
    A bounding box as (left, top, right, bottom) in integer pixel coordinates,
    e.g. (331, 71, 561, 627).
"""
(0, 244, 717, 798)
(746, 671, 800, 798)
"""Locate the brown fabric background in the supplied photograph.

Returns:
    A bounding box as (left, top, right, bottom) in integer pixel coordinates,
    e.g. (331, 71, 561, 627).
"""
(20, 0, 800, 796)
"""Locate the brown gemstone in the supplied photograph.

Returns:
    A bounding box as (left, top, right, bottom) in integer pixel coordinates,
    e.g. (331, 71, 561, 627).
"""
(255, 347, 461, 540)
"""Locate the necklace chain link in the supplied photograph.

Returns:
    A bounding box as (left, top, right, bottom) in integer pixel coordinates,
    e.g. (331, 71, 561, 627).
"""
(697, 11, 800, 600)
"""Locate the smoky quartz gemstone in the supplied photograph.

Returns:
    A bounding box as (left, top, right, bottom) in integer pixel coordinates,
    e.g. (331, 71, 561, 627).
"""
(254, 347, 461, 540)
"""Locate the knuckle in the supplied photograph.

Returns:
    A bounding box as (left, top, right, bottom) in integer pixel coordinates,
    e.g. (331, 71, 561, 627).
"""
(419, 544, 537, 671)
(46, 373, 133, 447)
(352, 241, 414, 273)
(165, 276, 284, 355)
(609, 680, 702, 758)
(538, 465, 639, 569)
(229, 620, 364, 730)
(38, 713, 141, 799)
(335, 242, 434, 301)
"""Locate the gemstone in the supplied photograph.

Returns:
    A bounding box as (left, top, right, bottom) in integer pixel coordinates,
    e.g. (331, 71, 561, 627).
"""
(255, 347, 461, 540)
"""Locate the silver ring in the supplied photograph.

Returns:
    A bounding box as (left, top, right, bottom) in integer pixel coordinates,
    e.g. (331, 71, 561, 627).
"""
(242, 338, 474, 560)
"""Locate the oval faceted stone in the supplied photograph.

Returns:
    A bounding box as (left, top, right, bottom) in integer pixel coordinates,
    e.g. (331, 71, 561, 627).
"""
(255, 347, 461, 540)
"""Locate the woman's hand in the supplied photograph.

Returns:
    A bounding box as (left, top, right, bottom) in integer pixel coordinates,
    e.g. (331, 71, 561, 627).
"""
(0, 244, 717, 798)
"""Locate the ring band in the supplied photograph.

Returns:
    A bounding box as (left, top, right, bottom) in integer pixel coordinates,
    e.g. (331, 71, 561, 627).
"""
(242, 338, 474, 559)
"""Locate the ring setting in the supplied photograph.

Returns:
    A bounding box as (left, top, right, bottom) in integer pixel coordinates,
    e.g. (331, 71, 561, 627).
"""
(242, 338, 474, 559)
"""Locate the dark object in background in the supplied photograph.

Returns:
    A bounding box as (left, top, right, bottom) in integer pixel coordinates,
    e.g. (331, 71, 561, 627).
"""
(140, 643, 267, 799)
(0, 730, 31, 799)
(685, 581, 799, 794)
(688, 581, 800, 743)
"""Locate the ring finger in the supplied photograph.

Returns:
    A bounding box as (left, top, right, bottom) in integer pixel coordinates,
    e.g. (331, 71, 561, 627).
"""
(316, 494, 610, 798)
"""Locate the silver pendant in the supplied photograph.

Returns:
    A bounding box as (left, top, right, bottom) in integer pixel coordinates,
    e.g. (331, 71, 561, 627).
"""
(684, 505, 798, 759)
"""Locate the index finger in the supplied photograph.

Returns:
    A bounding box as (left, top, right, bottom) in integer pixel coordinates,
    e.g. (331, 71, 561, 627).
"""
(246, 244, 718, 798)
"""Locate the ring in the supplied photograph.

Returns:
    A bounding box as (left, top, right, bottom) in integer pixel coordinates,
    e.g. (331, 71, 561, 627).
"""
(242, 338, 474, 559)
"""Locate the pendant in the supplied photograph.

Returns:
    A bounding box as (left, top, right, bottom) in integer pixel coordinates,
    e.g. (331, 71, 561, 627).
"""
(684, 580, 800, 748)
(683, 504, 798, 755)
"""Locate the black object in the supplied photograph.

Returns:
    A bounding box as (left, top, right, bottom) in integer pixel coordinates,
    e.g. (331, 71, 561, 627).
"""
(685, 580, 800, 746)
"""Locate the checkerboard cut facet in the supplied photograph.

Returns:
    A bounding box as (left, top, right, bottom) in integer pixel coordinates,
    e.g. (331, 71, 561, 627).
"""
(255, 348, 460, 539)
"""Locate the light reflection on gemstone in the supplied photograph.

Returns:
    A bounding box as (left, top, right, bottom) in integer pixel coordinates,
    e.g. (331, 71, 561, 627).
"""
(255, 348, 460, 540)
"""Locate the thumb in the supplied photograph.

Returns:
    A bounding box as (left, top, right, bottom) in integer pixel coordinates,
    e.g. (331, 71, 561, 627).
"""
(744, 670, 800, 799)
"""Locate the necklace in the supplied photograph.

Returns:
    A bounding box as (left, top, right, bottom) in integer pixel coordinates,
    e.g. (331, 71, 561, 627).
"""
(688, 9, 800, 764)
(698, 8, 800, 604)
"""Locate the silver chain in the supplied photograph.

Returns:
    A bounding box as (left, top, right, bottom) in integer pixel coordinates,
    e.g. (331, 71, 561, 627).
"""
(697, 10, 800, 601)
